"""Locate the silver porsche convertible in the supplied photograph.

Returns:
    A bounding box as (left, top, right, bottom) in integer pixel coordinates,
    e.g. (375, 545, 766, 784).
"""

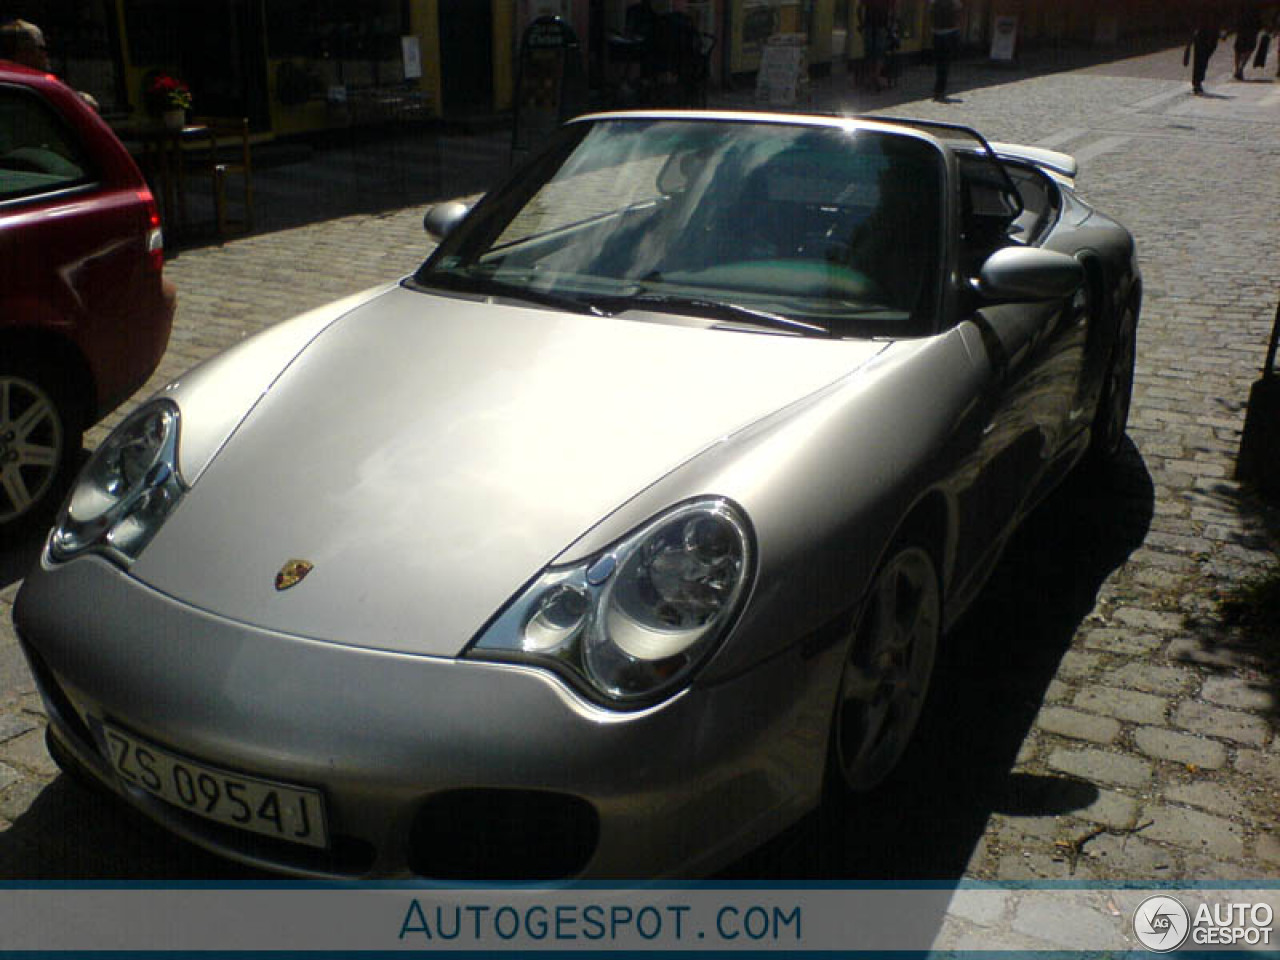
(16, 111, 1140, 880)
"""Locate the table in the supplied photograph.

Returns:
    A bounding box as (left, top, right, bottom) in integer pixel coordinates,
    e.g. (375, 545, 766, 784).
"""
(118, 122, 213, 234)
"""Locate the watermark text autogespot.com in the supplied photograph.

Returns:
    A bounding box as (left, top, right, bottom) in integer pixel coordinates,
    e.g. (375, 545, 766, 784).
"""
(398, 899, 803, 946)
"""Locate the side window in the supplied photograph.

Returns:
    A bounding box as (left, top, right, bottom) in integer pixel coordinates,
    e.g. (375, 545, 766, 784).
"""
(0, 86, 93, 203)
(959, 156, 1020, 234)
(1004, 163, 1061, 245)
(957, 153, 1024, 273)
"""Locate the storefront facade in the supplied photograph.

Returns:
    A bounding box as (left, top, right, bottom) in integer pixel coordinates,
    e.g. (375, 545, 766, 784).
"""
(6, 0, 1194, 141)
(725, 0, 929, 76)
(7, 0, 479, 132)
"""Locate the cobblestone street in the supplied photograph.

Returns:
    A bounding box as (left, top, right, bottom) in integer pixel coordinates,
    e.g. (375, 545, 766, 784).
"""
(1, 40, 1278, 945)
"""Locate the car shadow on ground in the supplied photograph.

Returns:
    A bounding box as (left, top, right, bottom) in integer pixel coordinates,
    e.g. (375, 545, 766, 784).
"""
(0, 775, 266, 879)
(0, 446, 1154, 884)
(0, 527, 41, 594)
(0, 450, 90, 592)
(722, 441, 1156, 881)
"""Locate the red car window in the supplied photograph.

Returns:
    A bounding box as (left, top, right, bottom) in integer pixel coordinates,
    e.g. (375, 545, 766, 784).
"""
(0, 84, 94, 202)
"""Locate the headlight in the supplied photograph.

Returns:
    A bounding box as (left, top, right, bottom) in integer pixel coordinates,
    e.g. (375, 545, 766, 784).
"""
(467, 499, 753, 709)
(49, 399, 185, 566)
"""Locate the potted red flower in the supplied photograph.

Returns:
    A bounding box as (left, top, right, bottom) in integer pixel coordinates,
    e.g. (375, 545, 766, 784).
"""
(145, 73, 193, 129)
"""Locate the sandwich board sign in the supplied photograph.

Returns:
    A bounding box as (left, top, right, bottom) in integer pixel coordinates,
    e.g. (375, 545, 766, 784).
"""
(990, 15, 1018, 62)
(512, 16, 586, 165)
(756, 34, 808, 105)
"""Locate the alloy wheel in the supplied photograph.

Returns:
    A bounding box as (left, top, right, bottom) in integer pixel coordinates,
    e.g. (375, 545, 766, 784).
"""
(834, 544, 940, 792)
(0, 374, 65, 526)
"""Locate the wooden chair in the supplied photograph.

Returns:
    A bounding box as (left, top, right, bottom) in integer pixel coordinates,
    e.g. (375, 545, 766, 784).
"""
(192, 116, 255, 240)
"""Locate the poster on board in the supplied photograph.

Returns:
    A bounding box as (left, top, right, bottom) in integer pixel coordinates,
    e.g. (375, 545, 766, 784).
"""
(755, 33, 807, 104)
(989, 15, 1017, 61)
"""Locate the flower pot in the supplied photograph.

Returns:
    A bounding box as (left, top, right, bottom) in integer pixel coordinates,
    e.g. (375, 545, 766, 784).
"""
(162, 108, 185, 131)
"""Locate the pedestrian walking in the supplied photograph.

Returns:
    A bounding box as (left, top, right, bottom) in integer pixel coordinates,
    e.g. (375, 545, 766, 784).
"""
(1231, 0, 1263, 78)
(859, 0, 895, 92)
(1188, 2, 1226, 94)
(1266, 4, 1280, 76)
(929, 0, 962, 101)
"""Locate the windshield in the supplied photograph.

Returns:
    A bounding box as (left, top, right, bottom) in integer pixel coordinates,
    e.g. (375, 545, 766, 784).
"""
(415, 117, 945, 338)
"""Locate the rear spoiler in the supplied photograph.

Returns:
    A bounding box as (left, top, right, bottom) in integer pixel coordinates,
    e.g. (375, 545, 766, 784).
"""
(989, 142, 1078, 180)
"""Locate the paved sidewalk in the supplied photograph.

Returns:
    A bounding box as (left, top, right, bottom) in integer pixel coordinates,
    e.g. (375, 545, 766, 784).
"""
(0, 43, 1277, 927)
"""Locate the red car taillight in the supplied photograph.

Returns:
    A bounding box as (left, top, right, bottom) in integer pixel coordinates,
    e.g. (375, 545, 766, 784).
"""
(137, 188, 165, 272)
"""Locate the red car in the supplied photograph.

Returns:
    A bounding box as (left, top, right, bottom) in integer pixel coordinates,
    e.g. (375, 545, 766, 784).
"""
(1, 60, 175, 532)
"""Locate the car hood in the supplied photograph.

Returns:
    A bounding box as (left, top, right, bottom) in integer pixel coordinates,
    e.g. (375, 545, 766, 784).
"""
(132, 286, 886, 656)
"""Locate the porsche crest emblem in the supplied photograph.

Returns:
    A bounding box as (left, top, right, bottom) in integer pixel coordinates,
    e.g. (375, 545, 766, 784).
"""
(275, 559, 314, 591)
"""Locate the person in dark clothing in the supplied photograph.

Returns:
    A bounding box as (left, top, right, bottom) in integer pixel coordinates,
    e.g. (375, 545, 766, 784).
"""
(1232, 1, 1263, 78)
(1189, 2, 1226, 94)
(929, 0, 962, 101)
(625, 0, 658, 46)
(860, 0, 895, 91)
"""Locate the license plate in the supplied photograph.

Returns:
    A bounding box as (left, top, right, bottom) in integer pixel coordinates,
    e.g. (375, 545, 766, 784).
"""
(104, 724, 329, 849)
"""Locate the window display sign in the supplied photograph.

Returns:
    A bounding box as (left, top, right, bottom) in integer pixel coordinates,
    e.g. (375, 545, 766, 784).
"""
(731, 0, 780, 71)
(730, 0, 813, 73)
(402, 36, 423, 79)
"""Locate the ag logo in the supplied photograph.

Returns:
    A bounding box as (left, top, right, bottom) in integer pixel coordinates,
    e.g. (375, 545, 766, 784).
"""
(275, 558, 314, 591)
(1133, 895, 1190, 952)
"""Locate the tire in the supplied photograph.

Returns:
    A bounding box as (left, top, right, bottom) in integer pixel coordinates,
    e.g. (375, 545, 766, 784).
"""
(827, 541, 941, 794)
(0, 356, 84, 535)
(1085, 301, 1137, 465)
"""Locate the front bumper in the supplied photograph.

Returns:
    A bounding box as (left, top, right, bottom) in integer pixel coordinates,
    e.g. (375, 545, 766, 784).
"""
(16, 555, 840, 880)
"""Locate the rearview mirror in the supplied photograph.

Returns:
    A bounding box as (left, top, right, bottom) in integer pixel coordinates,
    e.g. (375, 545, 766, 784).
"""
(424, 201, 471, 241)
(656, 149, 708, 195)
(975, 247, 1084, 302)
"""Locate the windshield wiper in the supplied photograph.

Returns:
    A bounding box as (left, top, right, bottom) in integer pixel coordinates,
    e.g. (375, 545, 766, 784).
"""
(415, 270, 605, 317)
(595, 293, 832, 337)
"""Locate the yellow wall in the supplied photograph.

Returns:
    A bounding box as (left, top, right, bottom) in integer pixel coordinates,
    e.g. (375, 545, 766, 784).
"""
(810, 0, 834, 64)
(895, 0, 925, 53)
(418, 0, 444, 116)
(112, 0, 143, 124)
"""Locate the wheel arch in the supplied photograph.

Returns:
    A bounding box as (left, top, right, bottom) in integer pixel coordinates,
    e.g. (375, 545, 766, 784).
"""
(0, 327, 97, 429)
(1080, 252, 1107, 315)
(825, 489, 949, 796)
(884, 488, 952, 599)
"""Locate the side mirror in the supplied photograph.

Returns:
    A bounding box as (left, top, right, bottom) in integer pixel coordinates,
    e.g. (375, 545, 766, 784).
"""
(975, 247, 1084, 302)
(423, 201, 471, 241)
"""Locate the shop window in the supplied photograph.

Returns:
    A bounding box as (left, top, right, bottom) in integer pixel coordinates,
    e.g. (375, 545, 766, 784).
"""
(266, 0, 405, 86)
(124, 0, 271, 127)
